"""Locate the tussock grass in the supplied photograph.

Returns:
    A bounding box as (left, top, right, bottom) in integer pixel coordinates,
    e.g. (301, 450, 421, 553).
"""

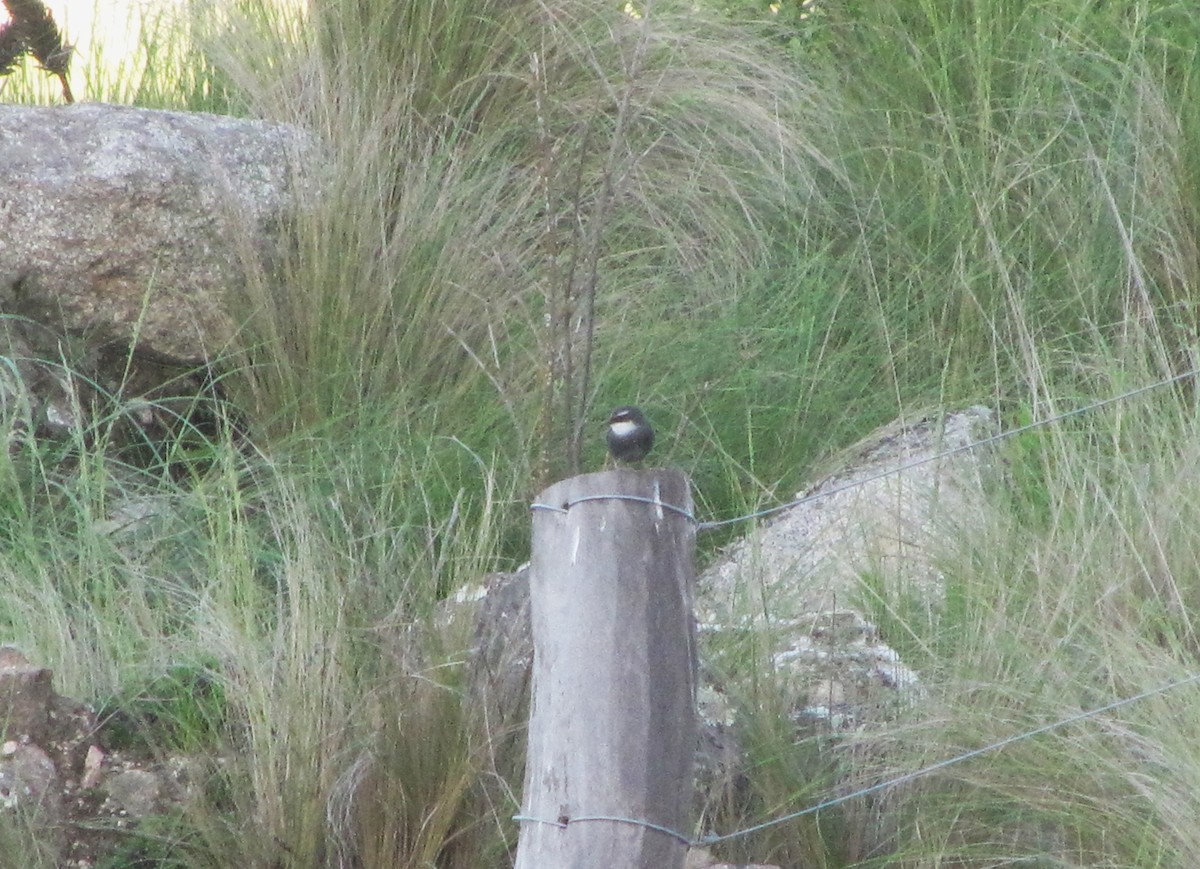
(850, 356, 1200, 864)
(206, 0, 842, 485)
(690, 1, 1200, 865)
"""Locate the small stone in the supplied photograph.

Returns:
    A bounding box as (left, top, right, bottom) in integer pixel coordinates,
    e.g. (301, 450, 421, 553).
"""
(104, 769, 163, 818)
(80, 745, 104, 790)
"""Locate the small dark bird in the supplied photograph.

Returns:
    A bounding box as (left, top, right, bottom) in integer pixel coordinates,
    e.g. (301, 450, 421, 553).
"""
(606, 405, 655, 464)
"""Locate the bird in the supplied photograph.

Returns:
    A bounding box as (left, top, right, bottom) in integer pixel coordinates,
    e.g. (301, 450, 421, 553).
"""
(606, 405, 655, 464)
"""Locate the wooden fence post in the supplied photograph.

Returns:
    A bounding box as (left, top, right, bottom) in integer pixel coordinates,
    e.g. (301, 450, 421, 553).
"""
(514, 468, 697, 869)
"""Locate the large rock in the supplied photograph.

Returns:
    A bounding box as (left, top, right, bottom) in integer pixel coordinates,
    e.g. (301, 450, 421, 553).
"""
(698, 406, 998, 729)
(0, 103, 314, 364)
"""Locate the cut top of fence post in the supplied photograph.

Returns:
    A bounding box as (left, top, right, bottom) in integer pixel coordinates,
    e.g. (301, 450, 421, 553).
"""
(517, 468, 697, 869)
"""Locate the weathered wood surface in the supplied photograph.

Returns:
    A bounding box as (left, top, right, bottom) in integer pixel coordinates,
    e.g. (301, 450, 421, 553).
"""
(515, 469, 697, 869)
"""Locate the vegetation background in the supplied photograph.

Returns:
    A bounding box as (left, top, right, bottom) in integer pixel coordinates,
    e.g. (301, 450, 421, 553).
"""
(2, 0, 1199, 865)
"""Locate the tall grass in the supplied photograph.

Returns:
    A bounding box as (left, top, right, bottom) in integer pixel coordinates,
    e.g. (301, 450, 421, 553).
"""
(204, 0, 842, 484)
(811, 0, 1200, 398)
(842, 325, 1200, 865)
(706, 1, 1200, 865)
